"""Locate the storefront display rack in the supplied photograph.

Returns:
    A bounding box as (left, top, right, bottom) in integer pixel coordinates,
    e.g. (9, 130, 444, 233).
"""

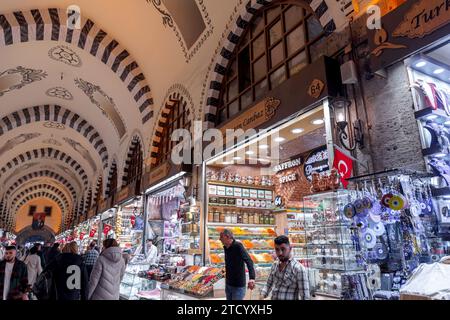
(302, 191, 365, 298)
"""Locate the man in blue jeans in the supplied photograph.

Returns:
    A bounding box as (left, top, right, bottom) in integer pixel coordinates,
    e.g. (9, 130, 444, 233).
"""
(220, 229, 255, 300)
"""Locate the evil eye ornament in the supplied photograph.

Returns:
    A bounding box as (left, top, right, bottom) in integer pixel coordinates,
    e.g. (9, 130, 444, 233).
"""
(389, 195, 407, 211)
(381, 193, 393, 208)
(362, 229, 377, 249)
(371, 222, 386, 236)
(354, 199, 365, 214)
(362, 196, 373, 209)
(374, 243, 388, 260)
(343, 203, 356, 219)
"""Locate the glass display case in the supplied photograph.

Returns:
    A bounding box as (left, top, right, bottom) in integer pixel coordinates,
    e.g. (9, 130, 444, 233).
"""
(302, 191, 364, 298)
(120, 263, 157, 300)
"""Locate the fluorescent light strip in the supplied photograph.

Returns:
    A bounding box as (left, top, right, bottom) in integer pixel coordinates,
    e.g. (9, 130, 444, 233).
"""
(145, 171, 186, 194)
(206, 105, 325, 165)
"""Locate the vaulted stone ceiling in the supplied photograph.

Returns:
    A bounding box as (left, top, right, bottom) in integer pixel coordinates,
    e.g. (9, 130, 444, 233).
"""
(0, 0, 353, 233)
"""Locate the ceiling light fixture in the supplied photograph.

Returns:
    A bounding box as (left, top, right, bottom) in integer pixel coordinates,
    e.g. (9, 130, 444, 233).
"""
(427, 115, 438, 120)
(291, 128, 304, 134)
(245, 151, 255, 155)
(311, 119, 325, 125)
(434, 68, 445, 74)
(415, 61, 427, 68)
(259, 144, 269, 149)
(233, 156, 242, 160)
(274, 137, 286, 143)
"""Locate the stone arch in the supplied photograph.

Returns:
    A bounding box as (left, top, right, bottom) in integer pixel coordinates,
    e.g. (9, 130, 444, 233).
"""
(0, 105, 109, 169)
(5, 170, 78, 203)
(0, 8, 154, 123)
(10, 183, 71, 213)
(203, 0, 339, 127)
(0, 147, 89, 188)
(105, 160, 118, 197)
(14, 191, 69, 217)
(122, 134, 143, 187)
(149, 89, 194, 166)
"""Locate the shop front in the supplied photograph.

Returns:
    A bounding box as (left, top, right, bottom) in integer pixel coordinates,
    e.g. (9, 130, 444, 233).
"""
(360, 0, 450, 299)
(118, 162, 204, 300)
(202, 55, 352, 299)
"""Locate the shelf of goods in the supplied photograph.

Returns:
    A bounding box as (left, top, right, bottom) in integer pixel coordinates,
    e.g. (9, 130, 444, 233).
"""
(208, 225, 276, 282)
(284, 191, 365, 299)
(160, 265, 225, 298)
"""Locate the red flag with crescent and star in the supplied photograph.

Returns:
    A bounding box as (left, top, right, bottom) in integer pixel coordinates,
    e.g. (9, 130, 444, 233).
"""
(333, 147, 353, 188)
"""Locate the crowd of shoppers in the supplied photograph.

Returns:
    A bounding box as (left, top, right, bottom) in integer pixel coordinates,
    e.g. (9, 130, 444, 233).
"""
(0, 239, 126, 300)
(1, 229, 310, 301)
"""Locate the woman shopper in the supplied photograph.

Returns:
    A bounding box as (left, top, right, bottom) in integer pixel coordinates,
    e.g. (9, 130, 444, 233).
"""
(23, 246, 42, 287)
(88, 239, 126, 300)
(45, 241, 88, 300)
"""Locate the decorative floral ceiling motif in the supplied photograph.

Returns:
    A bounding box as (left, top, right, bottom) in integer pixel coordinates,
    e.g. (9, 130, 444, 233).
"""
(75, 78, 127, 139)
(0, 66, 48, 97)
(43, 122, 66, 130)
(42, 137, 62, 147)
(48, 45, 82, 67)
(147, 0, 213, 63)
(63, 137, 98, 173)
(46, 87, 74, 101)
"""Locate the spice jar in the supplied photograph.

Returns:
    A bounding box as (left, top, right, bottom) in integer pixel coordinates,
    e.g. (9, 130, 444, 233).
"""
(231, 211, 238, 224)
(259, 213, 265, 225)
(213, 210, 220, 223)
(243, 212, 249, 224)
(237, 212, 243, 224)
(270, 214, 275, 225)
(225, 211, 232, 224)
(208, 210, 214, 222)
(219, 211, 226, 223)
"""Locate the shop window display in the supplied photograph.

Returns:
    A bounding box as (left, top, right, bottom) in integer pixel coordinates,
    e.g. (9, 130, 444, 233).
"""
(204, 106, 333, 296)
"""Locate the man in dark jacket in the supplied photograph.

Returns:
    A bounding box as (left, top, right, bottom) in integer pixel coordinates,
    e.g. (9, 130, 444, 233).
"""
(45, 242, 88, 300)
(220, 229, 255, 300)
(0, 246, 28, 300)
(46, 243, 61, 266)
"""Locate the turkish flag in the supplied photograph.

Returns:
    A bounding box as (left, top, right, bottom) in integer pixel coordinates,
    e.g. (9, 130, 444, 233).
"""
(89, 228, 97, 238)
(103, 224, 112, 235)
(79, 232, 86, 240)
(333, 148, 353, 188)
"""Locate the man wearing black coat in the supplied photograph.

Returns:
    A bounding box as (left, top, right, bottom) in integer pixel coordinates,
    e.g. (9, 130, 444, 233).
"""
(0, 246, 28, 300)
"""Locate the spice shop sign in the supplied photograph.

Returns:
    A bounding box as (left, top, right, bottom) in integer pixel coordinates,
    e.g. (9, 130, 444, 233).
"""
(304, 146, 330, 181)
(273, 157, 303, 173)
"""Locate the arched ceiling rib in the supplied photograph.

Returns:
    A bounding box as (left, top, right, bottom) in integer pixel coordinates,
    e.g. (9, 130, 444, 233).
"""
(0, 104, 109, 169)
(13, 190, 69, 216)
(0, 147, 89, 189)
(10, 183, 71, 211)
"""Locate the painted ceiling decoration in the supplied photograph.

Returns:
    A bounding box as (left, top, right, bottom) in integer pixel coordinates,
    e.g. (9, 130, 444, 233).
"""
(63, 137, 98, 173)
(0, 66, 47, 97)
(0, 8, 154, 123)
(46, 87, 74, 100)
(55, 164, 86, 192)
(0, 133, 41, 157)
(0, 104, 109, 169)
(148, 0, 213, 63)
(75, 77, 127, 139)
(0, 147, 89, 189)
(42, 137, 62, 147)
(48, 45, 82, 67)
